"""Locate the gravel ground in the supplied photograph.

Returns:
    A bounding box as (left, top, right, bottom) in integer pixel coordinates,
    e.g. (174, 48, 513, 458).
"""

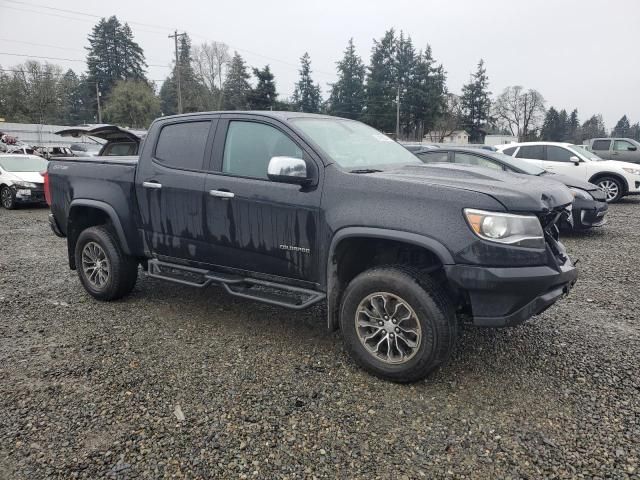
(0, 201, 638, 479)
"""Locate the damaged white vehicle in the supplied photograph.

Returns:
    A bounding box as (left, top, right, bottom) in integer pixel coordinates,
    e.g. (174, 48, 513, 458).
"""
(0, 154, 48, 209)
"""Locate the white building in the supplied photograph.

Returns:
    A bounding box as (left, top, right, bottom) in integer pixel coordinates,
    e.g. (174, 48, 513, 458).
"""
(424, 130, 469, 144)
(484, 134, 518, 146)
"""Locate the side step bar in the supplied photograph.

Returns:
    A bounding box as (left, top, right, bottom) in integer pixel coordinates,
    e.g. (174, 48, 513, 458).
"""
(146, 259, 325, 310)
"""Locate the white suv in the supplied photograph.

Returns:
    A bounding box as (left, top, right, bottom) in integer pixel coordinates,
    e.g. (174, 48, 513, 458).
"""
(496, 142, 640, 202)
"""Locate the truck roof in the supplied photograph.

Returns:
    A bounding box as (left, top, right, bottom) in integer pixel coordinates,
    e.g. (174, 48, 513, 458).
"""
(156, 111, 346, 122)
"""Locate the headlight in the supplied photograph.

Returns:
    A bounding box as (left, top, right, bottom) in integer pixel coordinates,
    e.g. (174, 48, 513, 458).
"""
(622, 167, 640, 175)
(464, 208, 545, 249)
(14, 181, 37, 189)
(569, 187, 594, 200)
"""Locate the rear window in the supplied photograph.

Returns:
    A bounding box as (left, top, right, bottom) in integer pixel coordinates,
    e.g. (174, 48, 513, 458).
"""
(154, 121, 211, 170)
(591, 139, 611, 151)
(417, 151, 449, 163)
(516, 145, 545, 160)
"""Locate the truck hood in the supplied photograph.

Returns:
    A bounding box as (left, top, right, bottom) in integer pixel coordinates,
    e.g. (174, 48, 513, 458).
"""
(372, 164, 573, 212)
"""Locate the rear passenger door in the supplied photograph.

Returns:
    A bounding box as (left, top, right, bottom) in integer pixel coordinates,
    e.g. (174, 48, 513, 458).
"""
(515, 145, 546, 168)
(202, 116, 323, 285)
(136, 117, 217, 261)
(591, 139, 612, 159)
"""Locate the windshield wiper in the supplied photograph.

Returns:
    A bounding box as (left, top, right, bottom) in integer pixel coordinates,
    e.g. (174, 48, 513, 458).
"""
(349, 168, 383, 174)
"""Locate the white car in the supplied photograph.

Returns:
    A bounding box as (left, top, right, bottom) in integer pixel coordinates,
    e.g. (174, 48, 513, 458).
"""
(496, 142, 640, 202)
(0, 154, 48, 209)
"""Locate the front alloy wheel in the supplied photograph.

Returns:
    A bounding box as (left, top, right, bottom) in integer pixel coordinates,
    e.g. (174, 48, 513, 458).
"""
(1, 186, 16, 209)
(355, 292, 422, 364)
(596, 177, 623, 203)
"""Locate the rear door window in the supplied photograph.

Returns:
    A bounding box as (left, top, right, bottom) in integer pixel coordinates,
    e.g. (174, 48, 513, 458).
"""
(591, 139, 611, 151)
(154, 121, 211, 170)
(453, 152, 504, 170)
(417, 151, 449, 163)
(515, 145, 545, 160)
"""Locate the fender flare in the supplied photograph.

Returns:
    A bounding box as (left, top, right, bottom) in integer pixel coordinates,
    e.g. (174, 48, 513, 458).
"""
(325, 227, 455, 330)
(588, 172, 629, 193)
(68, 199, 132, 255)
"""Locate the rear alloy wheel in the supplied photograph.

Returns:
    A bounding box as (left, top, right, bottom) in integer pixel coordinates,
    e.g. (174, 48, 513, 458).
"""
(1, 186, 16, 209)
(595, 176, 623, 203)
(340, 266, 458, 383)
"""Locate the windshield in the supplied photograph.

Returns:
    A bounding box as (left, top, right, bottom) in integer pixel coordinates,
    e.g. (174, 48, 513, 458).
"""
(489, 152, 545, 175)
(291, 118, 421, 169)
(0, 156, 48, 172)
(568, 145, 603, 161)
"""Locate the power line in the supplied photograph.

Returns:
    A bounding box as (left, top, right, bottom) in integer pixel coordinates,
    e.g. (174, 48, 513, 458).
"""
(0, 0, 337, 78)
(0, 68, 167, 83)
(0, 51, 171, 68)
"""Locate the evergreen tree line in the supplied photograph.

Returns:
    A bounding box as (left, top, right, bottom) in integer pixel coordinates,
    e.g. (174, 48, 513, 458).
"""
(0, 16, 634, 142)
(541, 108, 640, 143)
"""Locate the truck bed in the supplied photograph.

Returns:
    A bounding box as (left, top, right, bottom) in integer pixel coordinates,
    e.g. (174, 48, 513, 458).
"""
(53, 155, 139, 165)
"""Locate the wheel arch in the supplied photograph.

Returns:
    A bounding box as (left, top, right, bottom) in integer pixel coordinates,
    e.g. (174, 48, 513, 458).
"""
(325, 227, 455, 331)
(67, 200, 131, 269)
(588, 172, 629, 194)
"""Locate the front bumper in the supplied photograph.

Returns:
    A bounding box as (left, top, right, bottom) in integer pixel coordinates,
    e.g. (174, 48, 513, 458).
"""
(14, 186, 45, 204)
(445, 256, 578, 328)
(568, 198, 608, 229)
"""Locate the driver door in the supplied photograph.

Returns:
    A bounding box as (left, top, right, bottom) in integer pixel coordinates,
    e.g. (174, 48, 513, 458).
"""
(543, 145, 589, 180)
(201, 116, 323, 284)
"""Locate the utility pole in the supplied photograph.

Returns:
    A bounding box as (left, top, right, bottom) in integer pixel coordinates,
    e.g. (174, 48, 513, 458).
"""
(169, 30, 187, 114)
(96, 82, 102, 123)
(396, 85, 400, 140)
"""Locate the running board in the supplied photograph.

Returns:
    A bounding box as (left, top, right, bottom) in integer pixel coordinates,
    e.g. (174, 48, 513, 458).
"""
(147, 259, 325, 310)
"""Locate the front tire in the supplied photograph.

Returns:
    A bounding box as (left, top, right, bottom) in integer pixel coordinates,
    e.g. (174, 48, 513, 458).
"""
(595, 176, 624, 203)
(339, 266, 458, 383)
(74, 225, 138, 301)
(1, 186, 16, 209)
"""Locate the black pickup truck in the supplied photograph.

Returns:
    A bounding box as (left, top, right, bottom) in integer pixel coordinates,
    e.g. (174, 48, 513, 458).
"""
(47, 112, 577, 382)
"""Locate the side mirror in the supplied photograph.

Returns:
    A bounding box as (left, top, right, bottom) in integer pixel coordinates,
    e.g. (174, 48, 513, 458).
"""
(569, 156, 581, 166)
(628, 146, 637, 151)
(267, 156, 310, 185)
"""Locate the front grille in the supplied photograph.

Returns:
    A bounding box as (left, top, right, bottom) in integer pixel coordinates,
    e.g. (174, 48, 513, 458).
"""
(538, 206, 571, 265)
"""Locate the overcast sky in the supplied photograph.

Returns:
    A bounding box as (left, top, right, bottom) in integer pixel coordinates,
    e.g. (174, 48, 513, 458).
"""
(1, 0, 638, 128)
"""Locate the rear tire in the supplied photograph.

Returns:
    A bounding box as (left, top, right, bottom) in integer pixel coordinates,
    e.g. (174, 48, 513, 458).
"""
(74, 225, 138, 301)
(594, 176, 624, 203)
(1, 186, 16, 209)
(339, 266, 458, 383)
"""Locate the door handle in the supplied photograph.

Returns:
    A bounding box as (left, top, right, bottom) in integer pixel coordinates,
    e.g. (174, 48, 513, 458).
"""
(209, 189, 235, 199)
(142, 181, 162, 189)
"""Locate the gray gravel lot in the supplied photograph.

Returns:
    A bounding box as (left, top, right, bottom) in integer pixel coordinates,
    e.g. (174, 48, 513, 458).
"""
(0, 201, 639, 479)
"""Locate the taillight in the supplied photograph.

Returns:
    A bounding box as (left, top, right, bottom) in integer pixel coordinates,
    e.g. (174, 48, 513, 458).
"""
(42, 171, 51, 206)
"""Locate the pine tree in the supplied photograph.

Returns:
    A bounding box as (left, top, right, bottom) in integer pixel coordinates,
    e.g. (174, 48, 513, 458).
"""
(222, 52, 252, 110)
(541, 107, 562, 141)
(86, 16, 147, 98)
(363, 30, 397, 132)
(292, 52, 321, 113)
(460, 59, 491, 143)
(160, 34, 213, 115)
(248, 65, 277, 110)
(628, 122, 640, 141)
(567, 109, 580, 143)
(328, 38, 365, 119)
(581, 114, 607, 139)
(407, 45, 446, 140)
(612, 115, 631, 137)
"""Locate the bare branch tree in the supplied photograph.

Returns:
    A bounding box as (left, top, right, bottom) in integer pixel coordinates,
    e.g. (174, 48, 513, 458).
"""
(493, 86, 545, 141)
(192, 41, 231, 108)
(428, 93, 463, 142)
